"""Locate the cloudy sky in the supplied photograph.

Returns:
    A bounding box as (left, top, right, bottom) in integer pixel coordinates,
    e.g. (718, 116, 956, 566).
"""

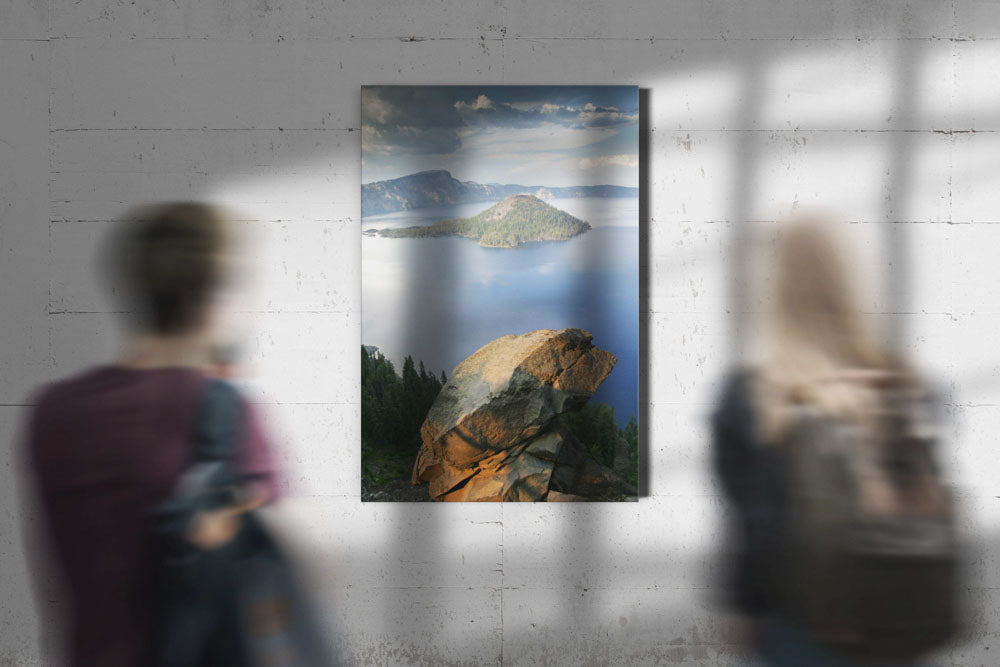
(361, 86, 639, 188)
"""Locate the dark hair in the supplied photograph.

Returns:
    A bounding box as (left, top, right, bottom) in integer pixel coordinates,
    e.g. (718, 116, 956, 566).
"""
(114, 203, 230, 334)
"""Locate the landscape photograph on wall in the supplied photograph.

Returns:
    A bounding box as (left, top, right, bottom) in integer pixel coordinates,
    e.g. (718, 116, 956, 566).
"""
(361, 85, 639, 502)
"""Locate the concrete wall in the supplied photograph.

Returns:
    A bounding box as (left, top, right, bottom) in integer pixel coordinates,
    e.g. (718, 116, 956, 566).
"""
(2, 1, 999, 664)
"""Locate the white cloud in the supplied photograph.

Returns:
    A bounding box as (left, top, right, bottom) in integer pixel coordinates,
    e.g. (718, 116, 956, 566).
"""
(578, 154, 639, 169)
(361, 91, 397, 125)
(460, 124, 618, 153)
(575, 108, 636, 127)
(508, 101, 538, 111)
(454, 94, 496, 112)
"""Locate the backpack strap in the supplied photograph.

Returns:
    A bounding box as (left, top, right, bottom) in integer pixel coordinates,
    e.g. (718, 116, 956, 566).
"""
(156, 379, 244, 522)
(190, 379, 243, 466)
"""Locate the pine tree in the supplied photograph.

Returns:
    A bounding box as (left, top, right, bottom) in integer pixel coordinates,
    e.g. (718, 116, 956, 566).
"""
(361, 348, 454, 485)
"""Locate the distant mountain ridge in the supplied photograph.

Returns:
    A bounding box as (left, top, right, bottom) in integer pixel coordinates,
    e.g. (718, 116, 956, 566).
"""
(367, 194, 591, 248)
(362, 169, 638, 217)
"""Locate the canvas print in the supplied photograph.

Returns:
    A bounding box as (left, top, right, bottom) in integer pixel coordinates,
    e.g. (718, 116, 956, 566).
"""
(361, 86, 639, 501)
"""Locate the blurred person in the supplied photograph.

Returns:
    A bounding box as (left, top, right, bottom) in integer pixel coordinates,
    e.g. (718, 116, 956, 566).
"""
(20, 203, 282, 666)
(712, 220, 961, 666)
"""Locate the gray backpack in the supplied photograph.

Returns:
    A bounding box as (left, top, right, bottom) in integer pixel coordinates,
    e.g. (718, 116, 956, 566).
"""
(781, 384, 961, 661)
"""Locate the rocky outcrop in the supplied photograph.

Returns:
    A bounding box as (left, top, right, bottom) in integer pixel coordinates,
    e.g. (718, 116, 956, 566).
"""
(411, 328, 636, 501)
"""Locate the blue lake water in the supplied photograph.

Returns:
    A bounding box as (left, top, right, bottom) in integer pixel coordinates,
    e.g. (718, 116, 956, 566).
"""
(362, 197, 639, 425)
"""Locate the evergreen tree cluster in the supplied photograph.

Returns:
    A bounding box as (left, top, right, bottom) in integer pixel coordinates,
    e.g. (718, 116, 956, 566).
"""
(361, 347, 446, 484)
(562, 404, 640, 488)
(361, 345, 639, 490)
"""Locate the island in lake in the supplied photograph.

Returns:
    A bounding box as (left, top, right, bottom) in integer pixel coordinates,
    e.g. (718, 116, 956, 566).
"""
(364, 194, 592, 249)
(361, 169, 638, 216)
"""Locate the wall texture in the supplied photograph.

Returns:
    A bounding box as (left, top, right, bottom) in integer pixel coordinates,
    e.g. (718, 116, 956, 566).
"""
(2, 1, 999, 664)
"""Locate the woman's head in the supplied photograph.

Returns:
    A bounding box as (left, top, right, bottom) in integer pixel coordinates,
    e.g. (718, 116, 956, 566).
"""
(112, 203, 233, 337)
(759, 218, 901, 438)
(770, 220, 879, 369)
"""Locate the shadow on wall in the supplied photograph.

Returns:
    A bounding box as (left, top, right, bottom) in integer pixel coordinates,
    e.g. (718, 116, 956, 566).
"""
(382, 144, 464, 658)
(176, 26, 996, 665)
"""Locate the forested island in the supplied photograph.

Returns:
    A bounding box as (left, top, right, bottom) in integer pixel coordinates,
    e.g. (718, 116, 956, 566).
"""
(364, 194, 591, 248)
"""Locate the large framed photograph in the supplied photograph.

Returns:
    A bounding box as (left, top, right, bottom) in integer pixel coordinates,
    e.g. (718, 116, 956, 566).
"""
(361, 85, 639, 501)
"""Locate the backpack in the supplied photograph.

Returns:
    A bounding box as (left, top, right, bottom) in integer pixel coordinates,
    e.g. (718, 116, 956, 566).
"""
(780, 381, 961, 661)
(149, 379, 336, 666)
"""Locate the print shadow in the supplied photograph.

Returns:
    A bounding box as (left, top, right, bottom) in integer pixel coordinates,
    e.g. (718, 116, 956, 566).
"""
(637, 87, 651, 497)
(534, 32, 939, 667)
(383, 183, 459, 653)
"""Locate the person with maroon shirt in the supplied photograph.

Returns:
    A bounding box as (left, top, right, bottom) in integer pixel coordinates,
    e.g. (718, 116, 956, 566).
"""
(23, 203, 280, 666)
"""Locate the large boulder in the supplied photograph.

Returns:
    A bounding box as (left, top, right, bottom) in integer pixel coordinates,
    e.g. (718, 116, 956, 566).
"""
(412, 328, 635, 501)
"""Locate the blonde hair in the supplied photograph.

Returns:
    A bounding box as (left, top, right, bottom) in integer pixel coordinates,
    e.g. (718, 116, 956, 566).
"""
(757, 220, 902, 441)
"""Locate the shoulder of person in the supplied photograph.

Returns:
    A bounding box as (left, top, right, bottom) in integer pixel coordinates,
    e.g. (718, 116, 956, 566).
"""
(26, 365, 105, 416)
(200, 376, 243, 401)
(195, 376, 253, 426)
(717, 366, 759, 406)
(711, 366, 763, 434)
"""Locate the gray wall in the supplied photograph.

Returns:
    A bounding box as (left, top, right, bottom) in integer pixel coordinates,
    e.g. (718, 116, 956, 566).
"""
(2, 1, 999, 664)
